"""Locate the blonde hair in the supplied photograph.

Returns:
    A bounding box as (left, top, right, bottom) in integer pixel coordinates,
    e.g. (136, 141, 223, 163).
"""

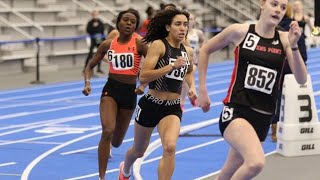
(285, 3, 293, 18)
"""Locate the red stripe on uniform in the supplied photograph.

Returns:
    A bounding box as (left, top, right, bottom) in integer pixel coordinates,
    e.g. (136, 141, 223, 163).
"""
(223, 46, 240, 104)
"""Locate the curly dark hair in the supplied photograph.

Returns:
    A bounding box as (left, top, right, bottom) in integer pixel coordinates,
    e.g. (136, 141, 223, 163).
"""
(143, 8, 189, 44)
(116, 8, 140, 31)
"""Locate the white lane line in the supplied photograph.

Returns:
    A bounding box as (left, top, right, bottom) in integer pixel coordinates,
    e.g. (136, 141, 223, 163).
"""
(0, 132, 76, 146)
(0, 65, 230, 98)
(63, 119, 221, 180)
(21, 130, 102, 180)
(0, 80, 226, 110)
(133, 108, 320, 179)
(0, 113, 99, 131)
(60, 146, 98, 155)
(0, 68, 320, 117)
(0, 173, 21, 176)
(0, 84, 97, 103)
(0, 102, 99, 121)
(193, 150, 277, 180)
(59, 90, 320, 155)
(0, 112, 30, 120)
(143, 138, 225, 164)
(0, 56, 318, 97)
(0, 79, 105, 95)
(64, 68, 320, 180)
(0, 84, 227, 121)
(0, 162, 16, 167)
(0, 70, 319, 111)
(0, 113, 98, 137)
(0, 83, 225, 110)
(59, 111, 219, 155)
(0, 92, 101, 110)
(61, 131, 156, 155)
(1, 65, 319, 105)
(132, 118, 219, 180)
(0, 89, 203, 121)
(0, 140, 61, 145)
(0, 66, 232, 102)
(63, 139, 225, 180)
(64, 169, 119, 180)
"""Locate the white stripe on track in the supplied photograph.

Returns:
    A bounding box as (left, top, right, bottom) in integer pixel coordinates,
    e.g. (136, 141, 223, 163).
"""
(0, 84, 102, 103)
(0, 113, 98, 137)
(132, 118, 219, 180)
(21, 130, 102, 180)
(0, 102, 99, 121)
(0, 79, 105, 95)
(0, 162, 16, 167)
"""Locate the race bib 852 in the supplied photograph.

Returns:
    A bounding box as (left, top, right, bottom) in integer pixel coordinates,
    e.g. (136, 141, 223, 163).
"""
(244, 64, 277, 94)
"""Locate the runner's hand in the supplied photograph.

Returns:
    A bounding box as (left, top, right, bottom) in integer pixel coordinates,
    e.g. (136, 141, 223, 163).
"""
(197, 89, 211, 112)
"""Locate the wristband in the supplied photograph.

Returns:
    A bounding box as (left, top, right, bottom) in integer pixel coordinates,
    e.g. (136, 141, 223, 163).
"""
(85, 79, 90, 83)
(291, 47, 299, 51)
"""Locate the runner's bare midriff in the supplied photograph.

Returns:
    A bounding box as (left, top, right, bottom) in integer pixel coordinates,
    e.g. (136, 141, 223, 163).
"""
(148, 89, 180, 100)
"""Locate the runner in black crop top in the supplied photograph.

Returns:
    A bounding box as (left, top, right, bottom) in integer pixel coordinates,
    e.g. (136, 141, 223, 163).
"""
(223, 24, 286, 113)
(197, 0, 308, 179)
(118, 8, 196, 180)
(148, 38, 190, 94)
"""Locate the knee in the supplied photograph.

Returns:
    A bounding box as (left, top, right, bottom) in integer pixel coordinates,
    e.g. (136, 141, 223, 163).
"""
(101, 127, 114, 141)
(163, 143, 176, 157)
(132, 147, 146, 159)
(111, 139, 121, 148)
(246, 159, 265, 175)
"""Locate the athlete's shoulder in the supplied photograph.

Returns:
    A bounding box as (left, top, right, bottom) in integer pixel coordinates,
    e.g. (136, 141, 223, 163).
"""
(221, 23, 250, 45)
(148, 39, 166, 55)
(133, 32, 143, 39)
(151, 39, 165, 47)
(106, 29, 119, 40)
(100, 38, 113, 47)
(226, 23, 250, 35)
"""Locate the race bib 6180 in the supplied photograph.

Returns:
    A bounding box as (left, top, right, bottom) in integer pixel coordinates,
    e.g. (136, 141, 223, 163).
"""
(107, 50, 134, 70)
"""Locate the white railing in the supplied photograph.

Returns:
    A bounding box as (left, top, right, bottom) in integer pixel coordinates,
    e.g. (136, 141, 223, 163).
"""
(205, 0, 243, 23)
(0, 16, 35, 40)
(219, 0, 256, 21)
(72, 0, 115, 27)
(91, 0, 117, 16)
(0, 0, 44, 32)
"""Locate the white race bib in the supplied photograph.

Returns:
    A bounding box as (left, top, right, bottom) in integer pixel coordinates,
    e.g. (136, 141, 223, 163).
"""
(107, 50, 134, 70)
(221, 105, 234, 122)
(242, 33, 260, 51)
(165, 51, 190, 81)
(244, 64, 277, 94)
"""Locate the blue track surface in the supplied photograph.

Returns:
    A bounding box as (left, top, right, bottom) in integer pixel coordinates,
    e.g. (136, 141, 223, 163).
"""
(0, 48, 319, 180)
